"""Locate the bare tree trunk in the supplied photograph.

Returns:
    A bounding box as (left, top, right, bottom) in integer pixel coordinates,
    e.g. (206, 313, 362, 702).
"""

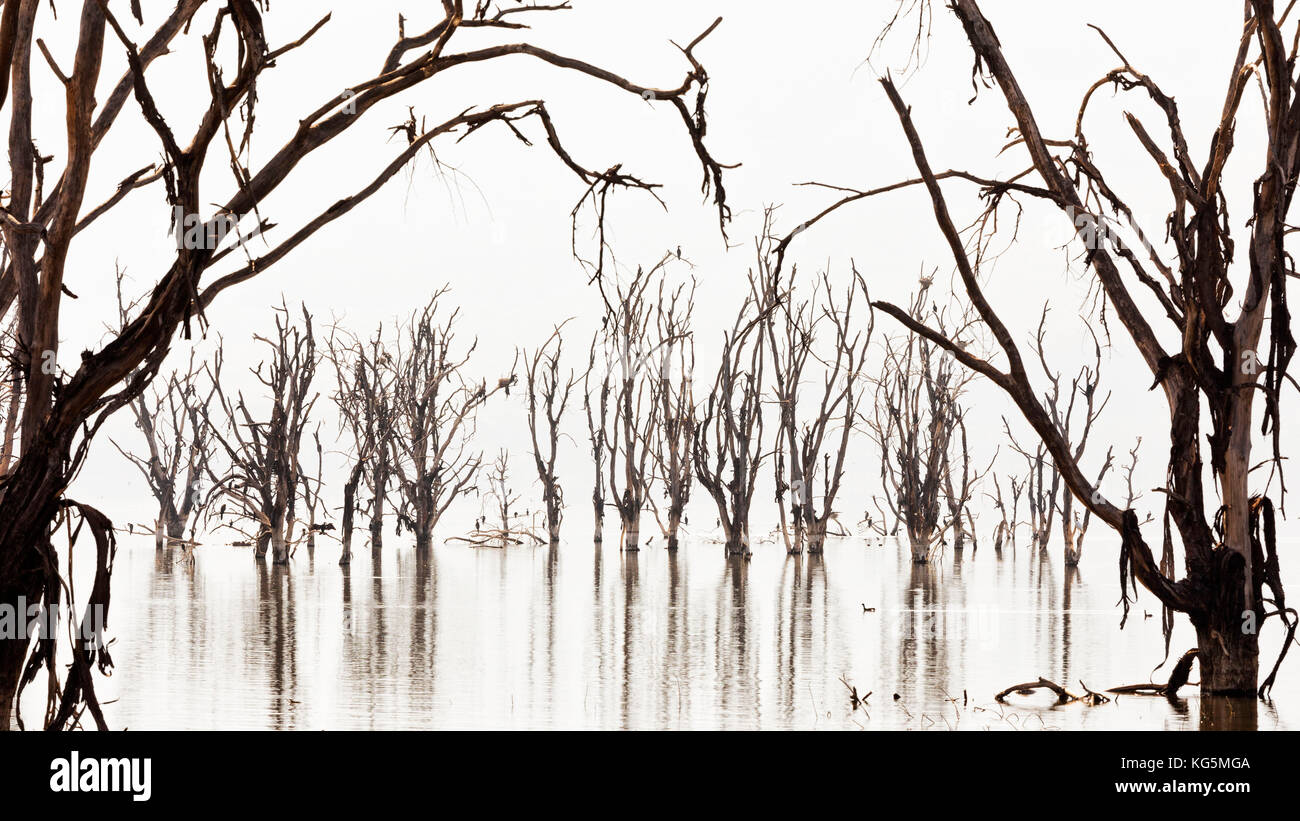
(807, 518, 828, 554)
(623, 510, 642, 552)
(271, 527, 291, 566)
(414, 526, 433, 554)
(339, 461, 364, 566)
(907, 528, 936, 564)
(665, 506, 684, 551)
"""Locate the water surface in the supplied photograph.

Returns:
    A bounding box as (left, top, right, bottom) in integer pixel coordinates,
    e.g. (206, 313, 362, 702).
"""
(88, 534, 1295, 730)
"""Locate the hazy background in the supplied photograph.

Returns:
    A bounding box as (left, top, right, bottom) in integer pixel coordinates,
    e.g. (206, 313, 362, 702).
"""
(20, 1, 1285, 559)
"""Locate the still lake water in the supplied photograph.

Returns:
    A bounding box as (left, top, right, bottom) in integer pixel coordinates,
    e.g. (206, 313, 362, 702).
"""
(91, 532, 1296, 730)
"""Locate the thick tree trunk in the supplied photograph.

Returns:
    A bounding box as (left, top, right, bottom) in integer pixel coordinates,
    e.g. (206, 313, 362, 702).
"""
(1194, 618, 1258, 695)
(167, 513, 185, 544)
(907, 530, 933, 564)
(153, 511, 185, 549)
(1032, 526, 1050, 551)
(545, 490, 562, 545)
(665, 505, 683, 551)
(807, 519, 827, 554)
(622, 510, 641, 552)
(340, 465, 362, 566)
(724, 531, 750, 555)
(414, 527, 432, 553)
(369, 471, 387, 549)
(271, 529, 291, 565)
(787, 510, 807, 555)
(723, 517, 750, 555)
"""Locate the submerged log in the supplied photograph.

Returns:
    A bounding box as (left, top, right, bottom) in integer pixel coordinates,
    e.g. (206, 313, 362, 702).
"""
(995, 677, 1076, 704)
(1107, 648, 1199, 697)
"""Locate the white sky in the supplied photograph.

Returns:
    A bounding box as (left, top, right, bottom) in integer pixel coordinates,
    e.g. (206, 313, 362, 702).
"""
(24, 0, 1283, 547)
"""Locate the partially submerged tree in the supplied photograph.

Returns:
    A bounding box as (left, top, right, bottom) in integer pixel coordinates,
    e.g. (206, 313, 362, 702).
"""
(450, 449, 542, 547)
(694, 242, 778, 555)
(589, 258, 675, 551)
(1003, 311, 1110, 562)
(940, 413, 991, 554)
(0, 0, 728, 729)
(389, 292, 514, 552)
(766, 262, 871, 554)
(646, 280, 696, 551)
(204, 305, 319, 565)
(583, 339, 611, 544)
(111, 270, 217, 549)
(824, 0, 1299, 694)
(1012, 430, 1060, 553)
(326, 322, 398, 564)
(988, 472, 1026, 553)
(300, 426, 330, 552)
(862, 282, 974, 563)
(523, 323, 578, 545)
(112, 351, 217, 550)
(1035, 313, 1111, 567)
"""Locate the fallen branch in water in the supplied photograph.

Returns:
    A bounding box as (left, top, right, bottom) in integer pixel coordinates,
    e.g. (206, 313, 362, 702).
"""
(1076, 680, 1111, 705)
(1107, 648, 1198, 697)
(447, 526, 546, 548)
(995, 677, 1076, 704)
(998, 648, 1201, 706)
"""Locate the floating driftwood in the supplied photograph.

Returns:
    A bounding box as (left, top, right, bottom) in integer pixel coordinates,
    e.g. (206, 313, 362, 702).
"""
(1107, 649, 1199, 697)
(998, 649, 1200, 706)
(995, 677, 1076, 704)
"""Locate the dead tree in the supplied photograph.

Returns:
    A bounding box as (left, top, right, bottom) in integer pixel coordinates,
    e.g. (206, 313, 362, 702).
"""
(766, 261, 871, 554)
(110, 270, 217, 549)
(0, 1, 728, 729)
(486, 449, 520, 545)
(583, 339, 612, 544)
(694, 243, 779, 555)
(300, 426, 329, 551)
(523, 323, 579, 545)
(1014, 432, 1060, 553)
(389, 292, 514, 552)
(589, 258, 676, 551)
(862, 282, 974, 563)
(988, 473, 1026, 553)
(112, 351, 217, 550)
(1003, 310, 1111, 563)
(1039, 314, 1111, 567)
(205, 305, 320, 565)
(940, 412, 992, 553)
(487, 449, 520, 538)
(808, 1, 1299, 693)
(326, 322, 397, 565)
(647, 280, 696, 551)
(450, 450, 542, 547)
